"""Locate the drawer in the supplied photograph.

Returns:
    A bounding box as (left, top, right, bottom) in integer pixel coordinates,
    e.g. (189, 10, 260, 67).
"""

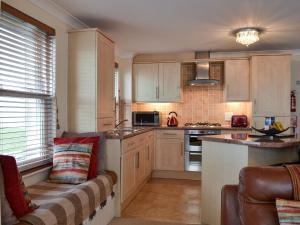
(122, 136, 139, 154)
(156, 130, 184, 140)
(97, 117, 114, 131)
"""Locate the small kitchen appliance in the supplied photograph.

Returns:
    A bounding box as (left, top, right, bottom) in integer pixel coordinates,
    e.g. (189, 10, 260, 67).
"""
(132, 111, 160, 126)
(231, 115, 248, 128)
(167, 111, 179, 127)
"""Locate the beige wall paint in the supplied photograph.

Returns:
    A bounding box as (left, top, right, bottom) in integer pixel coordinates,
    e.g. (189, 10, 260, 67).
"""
(3, 0, 85, 136)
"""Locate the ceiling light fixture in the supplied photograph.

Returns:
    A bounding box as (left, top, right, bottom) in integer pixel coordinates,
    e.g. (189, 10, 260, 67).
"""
(234, 28, 262, 47)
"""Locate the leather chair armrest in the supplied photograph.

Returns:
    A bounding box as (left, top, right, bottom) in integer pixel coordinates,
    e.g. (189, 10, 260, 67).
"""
(221, 185, 241, 225)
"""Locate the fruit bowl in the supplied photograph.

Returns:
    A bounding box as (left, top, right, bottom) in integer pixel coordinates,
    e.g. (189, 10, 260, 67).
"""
(251, 127, 290, 136)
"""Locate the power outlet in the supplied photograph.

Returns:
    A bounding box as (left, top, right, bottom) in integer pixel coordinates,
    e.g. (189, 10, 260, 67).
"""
(225, 112, 233, 121)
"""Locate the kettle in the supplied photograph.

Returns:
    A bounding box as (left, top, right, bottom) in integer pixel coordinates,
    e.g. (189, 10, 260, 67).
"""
(167, 111, 179, 127)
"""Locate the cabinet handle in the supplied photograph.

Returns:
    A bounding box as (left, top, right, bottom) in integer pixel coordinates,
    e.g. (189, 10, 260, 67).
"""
(163, 133, 176, 136)
(253, 98, 257, 114)
(180, 142, 184, 156)
(156, 86, 159, 99)
(147, 145, 150, 160)
(136, 152, 140, 169)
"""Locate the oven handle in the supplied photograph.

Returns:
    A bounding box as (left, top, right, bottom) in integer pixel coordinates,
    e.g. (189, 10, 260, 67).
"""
(189, 135, 202, 138)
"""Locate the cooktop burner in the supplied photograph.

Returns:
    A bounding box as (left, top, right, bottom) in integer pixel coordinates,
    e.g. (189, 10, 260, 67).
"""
(184, 122, 222, 127)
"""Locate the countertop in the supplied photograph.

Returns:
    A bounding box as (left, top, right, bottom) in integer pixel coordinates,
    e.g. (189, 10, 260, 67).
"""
(105, 126, 252, 139)
(199, 133, 300, 148)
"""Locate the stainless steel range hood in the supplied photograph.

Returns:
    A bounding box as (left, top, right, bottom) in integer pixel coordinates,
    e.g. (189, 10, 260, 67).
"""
(187, 51, 219, 86)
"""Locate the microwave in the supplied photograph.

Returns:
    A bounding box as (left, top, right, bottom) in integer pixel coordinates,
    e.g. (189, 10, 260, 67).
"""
(132, 111, 160, 126)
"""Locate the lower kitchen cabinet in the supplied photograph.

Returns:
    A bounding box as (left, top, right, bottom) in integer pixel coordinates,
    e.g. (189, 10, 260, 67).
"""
(122, 150, 136, 202)
(121, 131, 154, 208)
(155, 130, 184, 171)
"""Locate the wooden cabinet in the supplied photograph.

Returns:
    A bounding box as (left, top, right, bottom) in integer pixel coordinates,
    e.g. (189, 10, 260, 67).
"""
(224, 59, 250, 102)
(158, 63, 182, 102)
(251, 55, 291, 117)
(133, 63, 181, 102)
(133, 63, 159, 102)
(122, 150, 136, 201)
(155, 130, 184, 171)
(121, 131, 154, 207)
(68, 29, 115, 132)
(145, 132, 154, 177)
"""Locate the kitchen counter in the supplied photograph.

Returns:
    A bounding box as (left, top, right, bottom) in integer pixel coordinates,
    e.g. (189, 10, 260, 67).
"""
(200, 133, 300, 148)
(105, 126, 252, 139)
(201, 133, 299, 225)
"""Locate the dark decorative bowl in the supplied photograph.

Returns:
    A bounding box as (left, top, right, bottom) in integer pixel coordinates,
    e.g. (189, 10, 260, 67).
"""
(251, 127, 290, 136)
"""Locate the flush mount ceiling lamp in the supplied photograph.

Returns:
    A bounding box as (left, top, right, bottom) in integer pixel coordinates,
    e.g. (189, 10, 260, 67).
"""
(234, 27, 263, 47)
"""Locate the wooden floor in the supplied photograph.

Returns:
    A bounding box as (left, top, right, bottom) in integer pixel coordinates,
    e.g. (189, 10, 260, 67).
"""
(122, 178, 201, 224)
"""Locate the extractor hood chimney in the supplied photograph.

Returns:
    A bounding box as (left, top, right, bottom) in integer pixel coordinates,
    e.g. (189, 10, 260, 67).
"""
(187, 51, 219, 86)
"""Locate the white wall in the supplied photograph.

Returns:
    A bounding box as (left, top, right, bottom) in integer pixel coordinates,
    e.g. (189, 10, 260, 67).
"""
(3, 0, 86, 136)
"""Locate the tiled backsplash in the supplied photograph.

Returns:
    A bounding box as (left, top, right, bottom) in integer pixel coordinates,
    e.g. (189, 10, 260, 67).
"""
(132, 63, 252, 126)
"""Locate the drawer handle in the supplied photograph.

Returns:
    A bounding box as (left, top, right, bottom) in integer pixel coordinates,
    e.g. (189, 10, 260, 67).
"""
(103, 123, 113, 126)
(163, 133, 177, 136)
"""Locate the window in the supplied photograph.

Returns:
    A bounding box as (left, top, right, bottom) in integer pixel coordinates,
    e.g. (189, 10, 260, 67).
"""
(0, 3, 56, 171)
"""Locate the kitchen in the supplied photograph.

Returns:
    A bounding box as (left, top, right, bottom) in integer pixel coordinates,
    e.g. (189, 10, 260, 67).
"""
(2, 1, 300, 225)
(66, 28, 300, 225)
(103, 51, 295, 224)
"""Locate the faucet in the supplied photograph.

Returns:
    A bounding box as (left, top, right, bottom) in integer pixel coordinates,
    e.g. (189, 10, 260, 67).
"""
(115, 119, 128, 129)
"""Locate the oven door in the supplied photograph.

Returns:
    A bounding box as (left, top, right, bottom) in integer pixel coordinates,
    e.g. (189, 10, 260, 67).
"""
(185, 151, 202, 172)
(184, 134, 202, 152)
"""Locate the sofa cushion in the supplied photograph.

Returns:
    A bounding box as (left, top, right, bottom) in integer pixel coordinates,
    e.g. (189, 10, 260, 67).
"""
(238, 166, 293, 225)
(0, 161, 19, 225)
(276, 198, 300, 224)
(0, 155, 37, 218)
(54, 136, 100, 179)
(49, 143, 93, 184)
(62, 131, 106, 172)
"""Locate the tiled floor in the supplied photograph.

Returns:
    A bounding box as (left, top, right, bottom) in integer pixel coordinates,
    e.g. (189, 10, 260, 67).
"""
(122, 178, 201, 224)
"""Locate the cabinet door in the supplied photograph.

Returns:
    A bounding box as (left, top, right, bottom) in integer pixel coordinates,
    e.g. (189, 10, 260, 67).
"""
(135, 147, 146, 184)
(145, 132, 154, 177)
(97, 34, 115, 121)
(133, 63, 159, 102)
(251, 55, 291, 117)
(155, 138, 184, 171)
(225, 60, 249, 101)
(122, 150, 136, 202)
(158, 63, 181, 102)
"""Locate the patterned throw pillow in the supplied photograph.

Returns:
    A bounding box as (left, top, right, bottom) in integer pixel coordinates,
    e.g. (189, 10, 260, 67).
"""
(49, 143, 93, 184)
(276, 198, 300, 224)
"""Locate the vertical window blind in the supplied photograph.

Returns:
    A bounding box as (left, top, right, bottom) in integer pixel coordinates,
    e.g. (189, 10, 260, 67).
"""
(0, 8, 56, 171)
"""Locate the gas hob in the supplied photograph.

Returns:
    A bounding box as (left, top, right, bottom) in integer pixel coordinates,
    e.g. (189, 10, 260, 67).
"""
(184, 122, 222, 128)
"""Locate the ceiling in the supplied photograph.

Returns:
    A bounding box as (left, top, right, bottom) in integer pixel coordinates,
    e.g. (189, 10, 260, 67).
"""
(52, 0, 300, 56)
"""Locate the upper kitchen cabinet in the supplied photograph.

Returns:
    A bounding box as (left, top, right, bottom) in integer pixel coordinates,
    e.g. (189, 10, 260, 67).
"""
(133, 62, 182, 102)
(133, 63, 159, 102)
(224, 59, 250, 102)
(251, 55, 291, 117)
(68, 29, 115, 132)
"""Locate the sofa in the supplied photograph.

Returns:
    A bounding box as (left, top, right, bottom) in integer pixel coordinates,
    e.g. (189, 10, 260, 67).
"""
(221, 166, 294, 225)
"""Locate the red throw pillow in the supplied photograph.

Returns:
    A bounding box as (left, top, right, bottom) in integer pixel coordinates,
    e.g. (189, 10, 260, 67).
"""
(0, 155, 36, 218)
(54, 136, 100, 179)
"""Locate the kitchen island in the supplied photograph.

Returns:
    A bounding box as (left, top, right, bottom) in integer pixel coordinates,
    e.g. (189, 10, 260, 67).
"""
(200, 134, 300, 225)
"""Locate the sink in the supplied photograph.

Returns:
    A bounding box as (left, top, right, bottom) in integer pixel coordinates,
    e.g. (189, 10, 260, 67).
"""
(106, 127, 144, 137)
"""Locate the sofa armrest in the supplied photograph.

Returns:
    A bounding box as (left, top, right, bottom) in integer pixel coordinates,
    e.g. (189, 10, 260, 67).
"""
(221, 185, 241, 225)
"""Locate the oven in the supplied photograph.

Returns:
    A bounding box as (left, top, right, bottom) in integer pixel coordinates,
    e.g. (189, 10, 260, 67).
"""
(184, 129, 221, 172)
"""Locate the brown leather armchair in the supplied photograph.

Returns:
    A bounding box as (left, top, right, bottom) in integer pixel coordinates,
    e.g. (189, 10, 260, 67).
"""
(221, 166, 294, 225)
